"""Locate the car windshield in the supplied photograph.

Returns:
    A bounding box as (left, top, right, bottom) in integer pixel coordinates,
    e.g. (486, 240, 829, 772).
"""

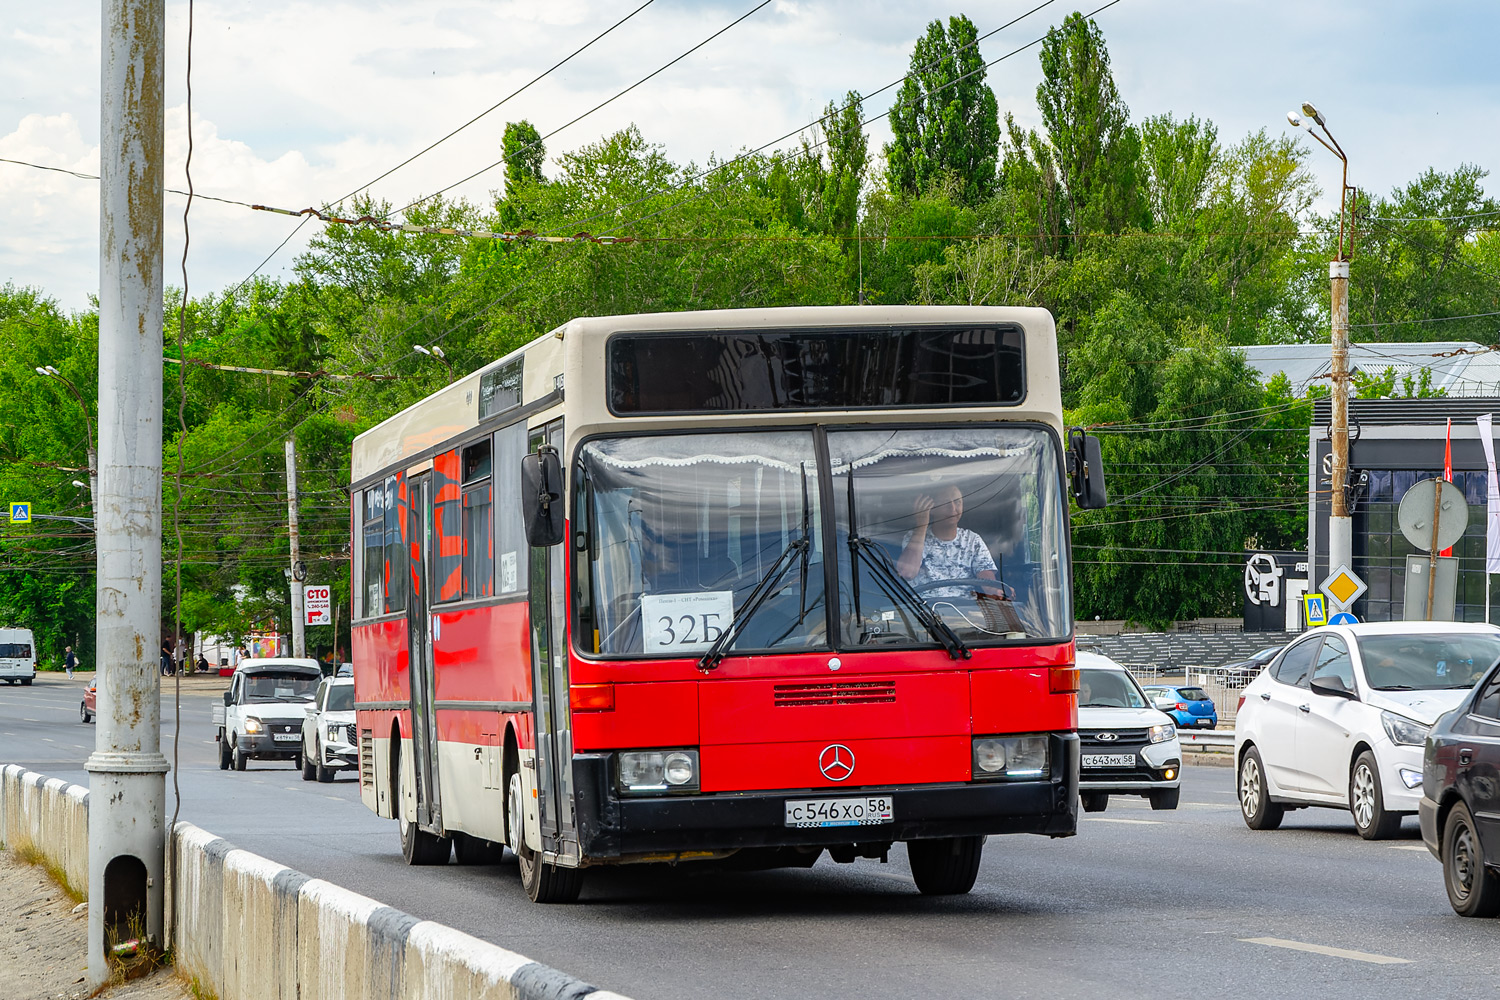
(243, 673, 318, 703)
(1079, 668, 1148, 708)
(326, 685, 354, 712)
(830, 426, 1071, 646)
(1176, 687, 1211, 701)
(1356, 633, 1500, 691)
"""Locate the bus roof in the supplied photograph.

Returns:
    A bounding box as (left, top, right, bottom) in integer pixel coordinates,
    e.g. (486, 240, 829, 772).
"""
(352, 305, 1061, 484)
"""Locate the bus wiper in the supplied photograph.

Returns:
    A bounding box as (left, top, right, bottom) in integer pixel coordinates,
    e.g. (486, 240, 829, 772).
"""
(845, 472, 969, 661)
(699, 465, 813, 672)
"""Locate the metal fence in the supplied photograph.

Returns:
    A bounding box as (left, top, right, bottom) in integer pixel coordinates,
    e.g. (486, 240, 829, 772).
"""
(1124, 662, 1254, 729)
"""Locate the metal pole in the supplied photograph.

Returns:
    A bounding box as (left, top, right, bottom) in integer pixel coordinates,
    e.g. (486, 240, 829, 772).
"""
(1328, 258, 1352, 583)
(286, 438, 306, 658)
(88, 0, 167, 984)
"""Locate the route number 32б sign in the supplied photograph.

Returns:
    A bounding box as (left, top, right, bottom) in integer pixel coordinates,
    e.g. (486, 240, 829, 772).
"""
(641, 591, 734, 653)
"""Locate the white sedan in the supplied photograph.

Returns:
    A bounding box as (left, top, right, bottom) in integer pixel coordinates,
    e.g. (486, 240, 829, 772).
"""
(1234, 621, 1500, 839)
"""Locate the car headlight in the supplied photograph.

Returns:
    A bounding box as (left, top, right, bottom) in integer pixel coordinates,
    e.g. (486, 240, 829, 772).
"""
(243, 717, 263, 734)
(1149, 723, 1176, 744)
(1381, 711, 1430, 747)
(617, 750, 700, 795)
(972, 736, 1049, 780)
(327, 724, 341, 742)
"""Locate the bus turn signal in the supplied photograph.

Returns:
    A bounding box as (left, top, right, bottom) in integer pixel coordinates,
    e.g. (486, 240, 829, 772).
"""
(1049, 666, 1080, 694)
(571, 683, 615, 712)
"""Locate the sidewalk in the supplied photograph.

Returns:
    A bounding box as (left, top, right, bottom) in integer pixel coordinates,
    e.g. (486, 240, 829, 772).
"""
(0, 853, 189, 1000)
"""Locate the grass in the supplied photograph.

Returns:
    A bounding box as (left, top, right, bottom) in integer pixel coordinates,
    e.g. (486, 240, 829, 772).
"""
(12, 838, 85, 905)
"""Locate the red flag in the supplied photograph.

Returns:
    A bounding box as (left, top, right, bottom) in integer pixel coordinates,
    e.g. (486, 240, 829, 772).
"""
(1441, 417, 1454, 557)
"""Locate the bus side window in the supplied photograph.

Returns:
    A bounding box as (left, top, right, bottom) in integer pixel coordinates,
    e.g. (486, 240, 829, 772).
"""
(494, 423, 528, 595)
(462, 439, 494, 599)
(360, 486, 384, 617)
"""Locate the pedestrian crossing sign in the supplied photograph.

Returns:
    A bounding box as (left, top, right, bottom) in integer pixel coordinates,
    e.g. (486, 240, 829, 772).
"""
(9, 502, 30, 524)
(1303, 593, 1327, 627)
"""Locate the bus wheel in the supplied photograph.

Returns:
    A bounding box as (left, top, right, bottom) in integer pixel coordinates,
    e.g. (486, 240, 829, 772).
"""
(907, 836, 984, 896)
(507, 767, 583, 903)
(399, 816, 452, 866)
(454, 832, 505, 865)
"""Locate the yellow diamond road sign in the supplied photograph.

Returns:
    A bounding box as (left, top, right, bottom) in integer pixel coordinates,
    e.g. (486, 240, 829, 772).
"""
(1321, 564, 1367, 609)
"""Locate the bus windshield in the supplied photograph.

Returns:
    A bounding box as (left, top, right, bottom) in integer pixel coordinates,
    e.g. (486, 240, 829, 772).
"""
(576, 425, 1070, 658)
(831, 426, 1070, 646)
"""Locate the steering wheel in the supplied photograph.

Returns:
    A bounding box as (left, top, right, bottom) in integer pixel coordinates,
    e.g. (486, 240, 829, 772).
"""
(912, 577, 1009, 597)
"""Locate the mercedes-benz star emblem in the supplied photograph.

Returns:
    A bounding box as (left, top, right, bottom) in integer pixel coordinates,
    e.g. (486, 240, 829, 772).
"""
(1096, 732, 1119, 742)
(819, 744, 855, 781)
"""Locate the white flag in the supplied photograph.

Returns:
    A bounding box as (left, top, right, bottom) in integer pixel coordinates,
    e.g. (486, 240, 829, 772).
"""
(1479, 414, 1500, 574)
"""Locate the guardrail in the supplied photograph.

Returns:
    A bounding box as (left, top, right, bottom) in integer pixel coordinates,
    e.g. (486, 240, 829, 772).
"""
(1178, 730, 1234, 751)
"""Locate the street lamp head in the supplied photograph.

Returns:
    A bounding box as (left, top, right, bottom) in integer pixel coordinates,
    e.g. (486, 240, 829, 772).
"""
(1301, 102, 1325, 126)
(71, 480, 85, 488)
(34, 367, 48, 376)
(413, 345, 432, 357)
(1286, 111, 1303, 128)
(430, 345, 446, 359)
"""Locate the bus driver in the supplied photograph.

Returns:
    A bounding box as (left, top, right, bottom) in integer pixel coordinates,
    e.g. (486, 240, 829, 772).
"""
(896, 483, 1001, 600)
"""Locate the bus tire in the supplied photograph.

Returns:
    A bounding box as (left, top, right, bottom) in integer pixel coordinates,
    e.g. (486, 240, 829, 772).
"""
(399, 817, 452, 865)
(507, 764, 583, 903)
(454, 832, 505, 865)
(907, 836, 984, 895)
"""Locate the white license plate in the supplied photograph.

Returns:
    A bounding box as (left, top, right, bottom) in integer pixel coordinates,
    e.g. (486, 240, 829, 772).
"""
(272, 733, 300, 742)
(1082, 753, 1137, 768)
(784, 796, 894, 829)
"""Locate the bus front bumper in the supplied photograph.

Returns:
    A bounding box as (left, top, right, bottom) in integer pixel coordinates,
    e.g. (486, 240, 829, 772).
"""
(573, 732, 1079, 859)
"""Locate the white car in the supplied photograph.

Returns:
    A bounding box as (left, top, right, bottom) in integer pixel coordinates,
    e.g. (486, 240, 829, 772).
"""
(1234, 621, 1500, 839)
(1077, 651, 1183, 812)
(301, 676, 357, 783)
(214, 658, 322, 771)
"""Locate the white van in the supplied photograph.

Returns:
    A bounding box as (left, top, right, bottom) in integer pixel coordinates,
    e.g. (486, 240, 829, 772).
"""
(0, 628, 37, 685)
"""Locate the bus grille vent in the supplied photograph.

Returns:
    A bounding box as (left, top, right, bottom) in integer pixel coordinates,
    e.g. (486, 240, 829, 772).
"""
(359, 728, 375, 787)
(774, 681, 896, 707)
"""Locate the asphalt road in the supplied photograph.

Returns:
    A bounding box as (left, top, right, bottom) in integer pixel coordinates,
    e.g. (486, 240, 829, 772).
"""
(4, 670, 1497, 1000)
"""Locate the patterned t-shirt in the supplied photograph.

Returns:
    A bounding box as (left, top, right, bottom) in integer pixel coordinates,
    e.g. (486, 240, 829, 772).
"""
(903, 527, 998, 598)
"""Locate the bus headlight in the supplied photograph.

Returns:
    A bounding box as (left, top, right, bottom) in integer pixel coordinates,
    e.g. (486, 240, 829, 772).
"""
(973, 736, 1049, 780)
(617, 750, 700, 795)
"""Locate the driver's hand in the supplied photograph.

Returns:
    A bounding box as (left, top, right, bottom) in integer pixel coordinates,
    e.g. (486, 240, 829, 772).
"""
(913, 493, 934, 527)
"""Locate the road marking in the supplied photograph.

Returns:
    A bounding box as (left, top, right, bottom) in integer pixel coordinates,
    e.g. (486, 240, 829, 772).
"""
(1388, 845, 1430, 852)
(1083, 817, 1163, 825)
(1240, 937, 1411, 965)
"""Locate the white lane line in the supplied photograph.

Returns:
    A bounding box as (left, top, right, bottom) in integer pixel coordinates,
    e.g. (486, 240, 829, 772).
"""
(1083, 817, 1163, 825)
(1388, 845, 1430, 852)
(1240, 937, 1411, 965)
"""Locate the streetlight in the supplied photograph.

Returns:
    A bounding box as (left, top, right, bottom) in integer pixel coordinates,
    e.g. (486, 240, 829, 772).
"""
(1286, 101, 1358, 600)
(35, 366, 98, 510)
(413, 343, 454, 378)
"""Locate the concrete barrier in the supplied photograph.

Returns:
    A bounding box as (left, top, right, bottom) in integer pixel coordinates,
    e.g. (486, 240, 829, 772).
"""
(2, 764, 633, 1000)
(0, 763, 89, 895)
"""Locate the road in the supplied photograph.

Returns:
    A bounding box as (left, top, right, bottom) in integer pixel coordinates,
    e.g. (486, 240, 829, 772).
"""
(3, 670, 1496, 1000)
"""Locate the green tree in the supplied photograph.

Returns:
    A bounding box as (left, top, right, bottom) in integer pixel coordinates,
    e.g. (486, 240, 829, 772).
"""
(884, 14, 1000, 206)
(1139, 113, 1217, 232)
(502, 120, 546, 194)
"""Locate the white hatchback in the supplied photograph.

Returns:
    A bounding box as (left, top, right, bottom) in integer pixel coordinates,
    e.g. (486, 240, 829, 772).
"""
(1076, 651, 1183, 812)
(1234, 621, 1500, 839)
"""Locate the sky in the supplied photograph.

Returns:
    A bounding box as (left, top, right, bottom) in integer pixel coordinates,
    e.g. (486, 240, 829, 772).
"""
(3, 0, 1498, 312)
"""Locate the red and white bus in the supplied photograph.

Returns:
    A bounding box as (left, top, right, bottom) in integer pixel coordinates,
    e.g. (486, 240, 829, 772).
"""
(350, 306, 1106, 902)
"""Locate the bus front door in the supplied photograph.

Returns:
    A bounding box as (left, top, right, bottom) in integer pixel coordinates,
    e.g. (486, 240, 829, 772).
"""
(406, 473, 442, 831)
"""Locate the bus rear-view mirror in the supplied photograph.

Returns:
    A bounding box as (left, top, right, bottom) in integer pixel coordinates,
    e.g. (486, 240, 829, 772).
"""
(521, 446, 565, 547)
(1068, 428, 1107, 510)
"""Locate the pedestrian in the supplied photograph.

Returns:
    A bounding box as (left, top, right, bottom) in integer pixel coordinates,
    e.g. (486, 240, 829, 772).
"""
(64, 645, 76, 680)
(195, 652, 209, 674)
(160, 641, 172, 676)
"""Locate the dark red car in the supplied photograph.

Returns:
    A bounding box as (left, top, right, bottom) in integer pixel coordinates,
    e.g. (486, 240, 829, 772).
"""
(80, 679, 96, 723)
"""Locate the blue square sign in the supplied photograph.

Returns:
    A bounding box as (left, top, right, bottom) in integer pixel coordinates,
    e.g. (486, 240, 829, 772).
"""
(9, 502, 30, 524)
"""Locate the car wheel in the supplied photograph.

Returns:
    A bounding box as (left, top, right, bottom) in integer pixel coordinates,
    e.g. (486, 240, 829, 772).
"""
(232, 739, 248, 771)
(301, 746, 316, 781)
(1350, 751, 1402, 840)
(1080, 792, 1109, 813)
(80, 701, 90, 724)
(508, 766, 583, 903)
(907, 836, 984, 895)
(315, 742, 334, 783)
(218, 732, 231, 770)
(1239, 746, 1284, 830)
(1443, 801, 1500, 917)
(1149, 788, 1180, 810)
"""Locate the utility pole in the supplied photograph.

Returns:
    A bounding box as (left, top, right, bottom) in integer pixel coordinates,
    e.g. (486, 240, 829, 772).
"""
(88, 0, 167, 985)
(285, 437, 306, 657)
(1289, 101, 1356, 593)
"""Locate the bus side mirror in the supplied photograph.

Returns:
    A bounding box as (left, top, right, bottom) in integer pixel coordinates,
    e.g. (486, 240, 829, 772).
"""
(1068, 428, 1107, 510)
(521, 446, 566, 547)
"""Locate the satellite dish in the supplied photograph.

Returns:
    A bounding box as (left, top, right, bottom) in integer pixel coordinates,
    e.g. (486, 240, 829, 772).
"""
(1397, 478, 1469, 552)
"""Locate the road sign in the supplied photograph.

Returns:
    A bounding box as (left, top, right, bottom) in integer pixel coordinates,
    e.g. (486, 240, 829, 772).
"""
(304, 584, 332, 626)
(1304, 593, 1328, 627)
(1329, 612, 1359, 625)
(1398, 478, 1469, 551)
(1320, 564, 1367, 609)
(9, 502, 30, 524)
